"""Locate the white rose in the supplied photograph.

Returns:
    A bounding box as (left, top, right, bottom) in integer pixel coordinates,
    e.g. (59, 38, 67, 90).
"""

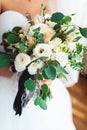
(33, 43, 51, 58)
(56, 52, 68, 67)
(67, 42, 76, 51)
(29, 23, 49, 35)
(49, 38, 62, 52)
(14, 53, 31, 72)
(28, 60, 44, 75)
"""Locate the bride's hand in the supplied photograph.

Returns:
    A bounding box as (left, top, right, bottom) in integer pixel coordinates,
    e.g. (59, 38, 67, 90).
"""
(0, 67, 14, 78)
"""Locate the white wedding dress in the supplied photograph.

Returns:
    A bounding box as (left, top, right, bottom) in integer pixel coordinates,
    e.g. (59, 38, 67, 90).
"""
(0, 11, 76, 130)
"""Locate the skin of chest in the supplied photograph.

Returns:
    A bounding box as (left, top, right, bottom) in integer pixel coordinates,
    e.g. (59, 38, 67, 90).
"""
(1, 0, 48, 17)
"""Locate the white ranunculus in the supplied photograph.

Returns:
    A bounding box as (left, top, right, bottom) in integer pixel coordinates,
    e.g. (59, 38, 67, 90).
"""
(28, 60, 44, 75)
(33, 15, 44, 24)
(29, 23, 49, 35)
(33, 43, 51, 58)
(55, 52, 68, 67)
(49, 38, 62, 52)
(14, 53, 31, 72)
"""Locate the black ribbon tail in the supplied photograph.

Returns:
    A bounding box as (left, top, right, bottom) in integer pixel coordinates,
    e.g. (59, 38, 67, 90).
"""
(13, 70, 34, 116)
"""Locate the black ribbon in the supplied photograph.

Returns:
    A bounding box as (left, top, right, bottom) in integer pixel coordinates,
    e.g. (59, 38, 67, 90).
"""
(13, 69, 34, 116)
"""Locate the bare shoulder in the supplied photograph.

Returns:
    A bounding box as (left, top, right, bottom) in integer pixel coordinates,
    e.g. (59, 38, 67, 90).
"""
(0, 0, 2, 13)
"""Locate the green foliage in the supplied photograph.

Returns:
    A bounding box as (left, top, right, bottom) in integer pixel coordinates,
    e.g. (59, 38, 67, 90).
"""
(0, 53, 10, 67)
(53, 24, 61, 31)
(51, 12, 64, 23)
(34, 96, 47, 110)
(55, 65, 68, 78)
(65, 26, 76, 34)
(80, 27, 87, 38)
(76, 43, 83, 54)
(73, 36, 82, 42)
(19, 36, 26, 52)
(70, 60, 84, 71)
(7, 33, 19, 44)
(62, 16, 72, 24)
(42, 65, 56, 80)
(12, 26, 22, 33)
(33, 27, 44, 43)
(24, 79, 36, 91)
(34, 74, 43, 80)
(41, 84, 49, 94)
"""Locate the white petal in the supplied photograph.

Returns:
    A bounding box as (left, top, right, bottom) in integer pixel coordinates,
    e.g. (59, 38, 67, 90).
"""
(28, 60, 44, 75)
(56, 52, 68, 67)
(29, 23, 49, 35)
(49, 38, 62, 49)
(14, 53, 31, 72)
(33, 44, 51, 58)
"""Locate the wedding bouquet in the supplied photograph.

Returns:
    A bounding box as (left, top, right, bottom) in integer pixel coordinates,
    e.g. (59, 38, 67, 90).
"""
(0, 5, 87, 115)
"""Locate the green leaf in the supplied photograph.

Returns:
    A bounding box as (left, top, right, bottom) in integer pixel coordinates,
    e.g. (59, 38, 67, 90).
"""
(42, 65, 56, 80)
(51, 12, 64, 23)
(73, 36, 82, 42)
(34, 96, 47, 110)
(42, 69, 49, 79)
(76, 43, 83, 54)
(12, 26, 22, 33)
(56, 65, 68, 74)
(62, 16, 72, 24)
(41, 84, 48, 93)
(33, 27, 40, 32)
(56, 65, 68, 78)
(7, 33, 19, 44)
(35, 74, 43, 80)
(80, 27, 87, 38)
(19, 37, 26, 52)
(53, 24, 60, 31)
(66, 26, 75, 34)
(24, 79, 36, 91)
(0, 53, 10, 67)
(2, 32, 11, 40)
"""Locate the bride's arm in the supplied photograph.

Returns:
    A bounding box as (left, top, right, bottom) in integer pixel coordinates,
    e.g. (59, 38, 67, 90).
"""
(0, 67, 14, 78)
(0, 1, 1, 13)
(0, 2, 13, 78)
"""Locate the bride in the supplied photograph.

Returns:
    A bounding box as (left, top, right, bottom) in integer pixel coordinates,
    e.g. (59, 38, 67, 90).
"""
(0, 0, 77, 130)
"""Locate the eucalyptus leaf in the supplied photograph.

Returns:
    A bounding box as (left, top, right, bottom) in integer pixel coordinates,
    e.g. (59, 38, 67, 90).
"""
(66, 27, 75, 34)
(42, 69, 49, 79)
(80, 27, 87, 38)
(0, 53, 10, 67)
(19, 37, 26, 52)
(12, 26, 22, 33)
(34, 96, 47, 110)
(41, 84, 48, 93)
(7, 33, 19, 44)
(56, 65, 68, 78)
(51, 12, 64, 23)
(53, 24, 60, 31)
(24, 79, 36, 91)
(56, 65, 68, 74)
(35, 74, 43, 80)
(62, 16, 72, 24)
(43, 65, 56, 80)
